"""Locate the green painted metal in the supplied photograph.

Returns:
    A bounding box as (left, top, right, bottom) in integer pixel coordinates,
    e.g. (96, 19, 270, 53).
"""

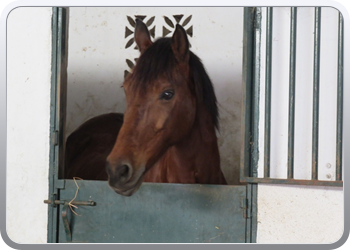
(240, 9, 259, 243)
(240, 7, 261, 179)
(57, 181, 248, 243)
(264, 7, 273, 178)
(47, 7, 69, 243)
(312, 7, 321, 180)
(241, 7, 255, 180)
(61, 203, 72, 242)
(245, 184, 257, 243)
(336, 12, 344, 181)
(287, 7, 297, 179)
(47, 7, 59, 243)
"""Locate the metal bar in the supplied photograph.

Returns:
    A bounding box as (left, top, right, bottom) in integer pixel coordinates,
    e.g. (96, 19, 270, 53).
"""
(241, 176, 343, 187)
(44, 200, 96, 206)
(264, 7, 273, 178)
(287, 7, 297, 179)
(240, 7, 255, 181)
(57, 7, 69, 179)
(251, 7, 262, 177)
(312, 7, 321, 180)
(47, 7, 59, 243)
(47, 7, 69, 243)
(61, 204, 72, 242)
(336, 12, 344, 181)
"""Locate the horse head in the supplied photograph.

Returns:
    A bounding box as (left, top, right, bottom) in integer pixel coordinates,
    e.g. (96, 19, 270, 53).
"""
(106, 19, 197, 196)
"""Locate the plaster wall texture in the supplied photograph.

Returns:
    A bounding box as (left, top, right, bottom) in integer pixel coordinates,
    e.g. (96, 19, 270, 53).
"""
(6, 7, 52, 243)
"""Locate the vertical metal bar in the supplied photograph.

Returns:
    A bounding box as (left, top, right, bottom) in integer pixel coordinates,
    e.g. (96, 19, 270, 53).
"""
(287, 7, 297, 179)
(48, 7, 59, 243)
(241, 7, 255, 181)
(57, 8, 69, 179)
(336, 12, 344, 181)
(264, 7, 273, 178)
(47, 7, 69, 243)
(312, 7, 321, 180)
(251, 7, 262, 177)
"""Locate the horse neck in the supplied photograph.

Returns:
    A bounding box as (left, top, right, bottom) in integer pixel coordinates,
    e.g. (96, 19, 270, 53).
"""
(176, 102, 218, 156)
(164, 102, 222, 183)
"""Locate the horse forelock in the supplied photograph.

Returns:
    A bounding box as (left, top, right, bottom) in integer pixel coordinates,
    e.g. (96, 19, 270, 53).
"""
(129, 37, 219, 130)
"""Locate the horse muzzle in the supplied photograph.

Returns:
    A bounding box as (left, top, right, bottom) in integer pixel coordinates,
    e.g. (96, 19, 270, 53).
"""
(106, 161, 145, 196)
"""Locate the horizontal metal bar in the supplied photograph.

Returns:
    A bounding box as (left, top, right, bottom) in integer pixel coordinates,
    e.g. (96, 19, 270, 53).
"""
(44, 200, 96, 206)
(240, 177, 343, 187)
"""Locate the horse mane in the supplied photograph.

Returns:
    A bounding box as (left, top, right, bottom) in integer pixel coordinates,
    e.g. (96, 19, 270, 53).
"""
(130, 37, 219, 129)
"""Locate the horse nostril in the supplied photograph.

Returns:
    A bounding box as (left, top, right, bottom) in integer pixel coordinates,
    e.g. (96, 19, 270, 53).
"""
(106, 161, 132, 185)
(119, 164, 129, 178)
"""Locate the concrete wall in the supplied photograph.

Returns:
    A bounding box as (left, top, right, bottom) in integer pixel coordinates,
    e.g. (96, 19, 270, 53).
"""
(257, 184, 343, 243)
(6, 7, 52, 243)
(5, 6, 344, 244)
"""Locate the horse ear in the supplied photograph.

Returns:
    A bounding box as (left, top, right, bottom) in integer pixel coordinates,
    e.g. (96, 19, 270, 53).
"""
(134, 19, 153, 54)
(171, 24, 189, 63)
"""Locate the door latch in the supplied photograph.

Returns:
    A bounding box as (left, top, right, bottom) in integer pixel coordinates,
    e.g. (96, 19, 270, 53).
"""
(44, 199, 96, 242)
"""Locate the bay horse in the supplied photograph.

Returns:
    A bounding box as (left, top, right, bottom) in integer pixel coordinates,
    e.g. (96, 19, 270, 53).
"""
(65, 113, 123, 180)
(106, 19, 227, 196)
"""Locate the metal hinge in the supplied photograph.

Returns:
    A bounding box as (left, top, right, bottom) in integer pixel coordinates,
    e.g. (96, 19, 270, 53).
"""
(241, 198, 252, 219)
(52, 130, 59, 145)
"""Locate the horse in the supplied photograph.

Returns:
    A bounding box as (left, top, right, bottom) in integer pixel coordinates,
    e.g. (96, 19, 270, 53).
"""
(65, 113, 123, 180)
(106, 19, 227, 196)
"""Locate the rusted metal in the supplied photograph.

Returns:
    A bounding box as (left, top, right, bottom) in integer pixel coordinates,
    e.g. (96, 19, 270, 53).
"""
(44, 200, 96, 206)
(61, 203, 72, 242)
(46, 198, 96, 242)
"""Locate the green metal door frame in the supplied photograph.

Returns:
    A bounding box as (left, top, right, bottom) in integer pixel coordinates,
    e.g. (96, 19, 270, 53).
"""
(47, 6, 257, 243)
(48, 7, 68, 243)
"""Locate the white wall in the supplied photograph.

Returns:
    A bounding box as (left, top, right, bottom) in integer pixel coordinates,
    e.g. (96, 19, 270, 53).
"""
(6, 7, 52, 243)
(257, 184, 343, 243)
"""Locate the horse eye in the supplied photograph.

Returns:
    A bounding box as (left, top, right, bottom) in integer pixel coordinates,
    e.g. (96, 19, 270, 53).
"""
(160, 90, 174, 100)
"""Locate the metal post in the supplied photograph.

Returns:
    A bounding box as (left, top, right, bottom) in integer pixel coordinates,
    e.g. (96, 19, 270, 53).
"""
(241, 7, 255, 181)
(264, 7, 273, 178)
(288, 7, 297, 179)
(336, 12, 344, 181)
(312, 7, 321, 180)
(251, 7, 262, 177)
